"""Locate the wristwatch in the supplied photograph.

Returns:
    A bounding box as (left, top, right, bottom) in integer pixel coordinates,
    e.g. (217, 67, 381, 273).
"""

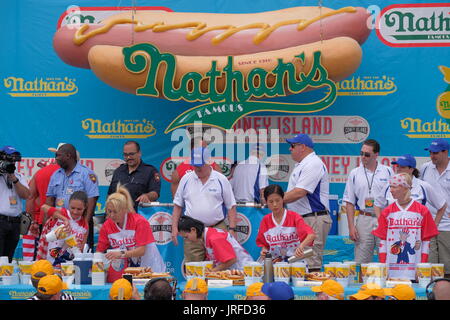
(228, 227, 237, 231)
(120, 250, 126, 258)
(12, 178, 19, 184)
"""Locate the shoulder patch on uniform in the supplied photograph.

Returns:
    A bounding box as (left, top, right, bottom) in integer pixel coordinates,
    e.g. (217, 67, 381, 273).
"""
(154, 172, 160, 182)
(89, 173, 97, 183)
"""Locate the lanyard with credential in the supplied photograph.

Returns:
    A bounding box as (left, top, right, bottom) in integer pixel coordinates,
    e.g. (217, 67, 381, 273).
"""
(363, 163, 377, 196)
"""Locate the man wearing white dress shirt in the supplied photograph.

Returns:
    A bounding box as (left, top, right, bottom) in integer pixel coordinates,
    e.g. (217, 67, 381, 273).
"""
(230, 144, 269, 204)
(343, 139, 393, 264)
(283, 134, 331, 271)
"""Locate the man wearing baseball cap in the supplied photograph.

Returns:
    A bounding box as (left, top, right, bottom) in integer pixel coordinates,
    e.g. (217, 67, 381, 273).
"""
(311, 279, 344, 300)
(384, 284, 416, 300)
(283, 134, 331, 271)
(171, 146, 237, 263)
(182, 277, 208, 300)
(245, 282, 269, 300)
(261, 281, 295, 300)
(420, 138, 450, 278)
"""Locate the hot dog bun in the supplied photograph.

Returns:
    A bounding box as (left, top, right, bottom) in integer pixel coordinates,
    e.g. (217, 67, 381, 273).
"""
(88, 36, 361, 97)
(53, 6, 370, 69)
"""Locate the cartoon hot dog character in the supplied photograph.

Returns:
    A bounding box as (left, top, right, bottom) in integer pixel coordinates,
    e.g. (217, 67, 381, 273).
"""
(53, 6, 371, 97)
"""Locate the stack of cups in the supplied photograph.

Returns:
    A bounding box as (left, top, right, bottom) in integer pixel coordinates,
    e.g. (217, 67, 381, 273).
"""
(91, 253, 106, 285)
(60, 262, 75, 286)
(194, 262, 206, 280)
(291, 262, 307, 287)
(335, 263, 350, 287)
(185, 262, 197, 280)
(431, 263, 445, 280)
(324, 264, 336, 279)
(274, 262, 290, 284)
(343, 261, 357, 284)
(204, 261, 214, 274)
(416, 263, 432, 288)
(0, 256, 15, 285)
(365, 263, 385, 287)
(18, 261, 33, 285)
(360, 263, 369, 283)
(243, 262, 264, 286)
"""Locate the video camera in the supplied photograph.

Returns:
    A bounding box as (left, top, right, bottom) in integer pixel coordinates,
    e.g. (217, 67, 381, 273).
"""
(0, 150, 21, 174)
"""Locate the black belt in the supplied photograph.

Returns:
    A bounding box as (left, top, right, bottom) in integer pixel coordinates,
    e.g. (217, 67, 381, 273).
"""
(0, 214, 21, 223)
(302, 210, 329, 218)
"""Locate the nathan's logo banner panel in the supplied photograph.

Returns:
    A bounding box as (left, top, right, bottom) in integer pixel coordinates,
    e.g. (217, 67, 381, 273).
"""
(1, 0, 448, 205)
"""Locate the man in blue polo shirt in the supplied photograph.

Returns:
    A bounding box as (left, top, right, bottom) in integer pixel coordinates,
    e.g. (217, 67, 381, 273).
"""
(45, 143, 99, 249)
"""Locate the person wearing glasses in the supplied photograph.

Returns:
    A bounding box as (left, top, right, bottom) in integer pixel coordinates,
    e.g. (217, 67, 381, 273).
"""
(107, 141, 161, 211)
(343, 139, 393, 264)
(283, 133, 331, 272)
(420, 138, 450, 278)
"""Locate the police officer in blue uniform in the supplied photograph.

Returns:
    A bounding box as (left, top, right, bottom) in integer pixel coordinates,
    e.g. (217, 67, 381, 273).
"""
(107, 141, 161, 211)
(45, 143, 99, 250)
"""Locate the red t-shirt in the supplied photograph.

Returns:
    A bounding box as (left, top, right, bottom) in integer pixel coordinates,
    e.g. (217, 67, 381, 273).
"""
(256, 210, 315, 260)
(32, 163, 60, 223)
(97, 212, 155, 282)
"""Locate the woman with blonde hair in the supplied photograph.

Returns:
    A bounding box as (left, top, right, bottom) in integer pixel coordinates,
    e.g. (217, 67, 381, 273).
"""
(372, 173, 438, 280)
(97, 184, 165, 282)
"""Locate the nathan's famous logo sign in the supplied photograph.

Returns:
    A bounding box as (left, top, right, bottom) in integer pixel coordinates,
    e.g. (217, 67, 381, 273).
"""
(81, 118, 156, 139)
(377, 3, 450, 47)
(401, 66, 450, 138)
(53, 6, 372, 131)
(126, 44, 337, 133)
(335, 75, 397, 96)
(3, 77, 78, 97)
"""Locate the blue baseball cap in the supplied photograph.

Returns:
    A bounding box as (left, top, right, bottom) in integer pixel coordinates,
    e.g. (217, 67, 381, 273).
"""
(391, 154, 416, 168)
(425, 138, 450, 152)
(261, 282, 294, 300)
(286, 134, 314, 148)
(0, 146, 19, 155)
(190, 147, 211, 167)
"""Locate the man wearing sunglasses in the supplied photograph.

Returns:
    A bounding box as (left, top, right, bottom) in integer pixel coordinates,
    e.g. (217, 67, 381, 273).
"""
(343, 139, 393, 264)
(107, 141, 161, 211)
(420, 138, 450, 278)
(283, 133, 331, 272)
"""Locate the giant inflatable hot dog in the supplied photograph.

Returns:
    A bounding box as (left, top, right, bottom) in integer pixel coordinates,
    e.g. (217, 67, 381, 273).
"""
(53, 6, 371, 99)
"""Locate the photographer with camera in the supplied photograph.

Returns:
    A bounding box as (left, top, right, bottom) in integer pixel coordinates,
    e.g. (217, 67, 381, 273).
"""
(0, 146, 30, 262)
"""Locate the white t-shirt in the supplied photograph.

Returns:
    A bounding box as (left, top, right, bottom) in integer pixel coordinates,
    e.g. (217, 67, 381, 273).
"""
(420, 160, 450, 231)
(0, 172, 28, 216)
(343, 162, 393, 211)
(286, 152, 329, 215)
(230, 155, 268, 203)
(174, 170, 237, 226)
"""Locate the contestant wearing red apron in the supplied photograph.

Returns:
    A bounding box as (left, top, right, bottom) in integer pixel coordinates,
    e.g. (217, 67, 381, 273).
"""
(97, 185, 165, 282)
(178, 215, 253, 271)
(256, 184, 316, 262)
(372, 173, 439, 280)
